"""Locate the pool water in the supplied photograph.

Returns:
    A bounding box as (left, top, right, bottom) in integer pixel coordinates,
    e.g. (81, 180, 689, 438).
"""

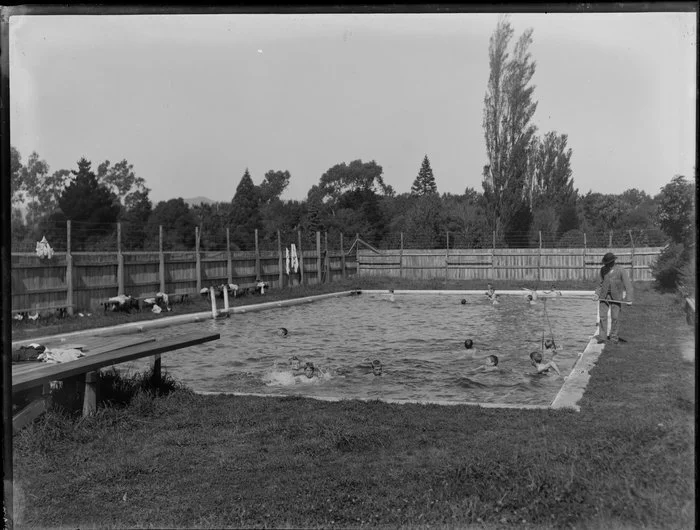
(122, 293, 594, 406)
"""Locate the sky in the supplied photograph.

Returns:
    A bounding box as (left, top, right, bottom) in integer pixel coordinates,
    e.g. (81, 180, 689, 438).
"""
(9, 8, 697, 205)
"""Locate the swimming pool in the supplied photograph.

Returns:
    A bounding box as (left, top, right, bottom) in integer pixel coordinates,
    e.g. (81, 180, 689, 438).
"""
(121, 291, 595, 406)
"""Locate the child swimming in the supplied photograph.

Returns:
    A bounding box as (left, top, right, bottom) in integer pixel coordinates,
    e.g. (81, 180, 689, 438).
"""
(529, 351, 561, 376)
(371, 359, 383, 376)
(485, 285, 501, 306)
(543, 338, 558, 352)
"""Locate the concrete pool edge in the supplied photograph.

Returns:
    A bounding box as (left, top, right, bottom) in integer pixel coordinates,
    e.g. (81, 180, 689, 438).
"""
(362, 289, 595, 297)
(193, 391, 553, 410)
(549, 335, 605, 411)
(11, 290, 359, 348)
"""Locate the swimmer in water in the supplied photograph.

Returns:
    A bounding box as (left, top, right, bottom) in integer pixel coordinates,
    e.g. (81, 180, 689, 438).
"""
(277, 327, 288, 336)
(529, 351, 561, 376)
(485, 283, 496, 299)
(389, 289, 395, 303)
(289, 355, 304, 374)
(464, 339, 474, 350)
(461, 299, 467, 305)
(543, 338, 558, 353)
(372, 359, 383, 376)
(303, 362, 316, 379)
(544, 284, 562, 296)
(526, 294, 537, 305)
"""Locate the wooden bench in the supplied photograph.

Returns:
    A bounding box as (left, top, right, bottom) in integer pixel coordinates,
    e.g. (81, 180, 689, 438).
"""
(12, 330, 220, 432)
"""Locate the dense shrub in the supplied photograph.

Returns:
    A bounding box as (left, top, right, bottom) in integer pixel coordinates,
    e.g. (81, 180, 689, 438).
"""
(650, 243, 687, 291)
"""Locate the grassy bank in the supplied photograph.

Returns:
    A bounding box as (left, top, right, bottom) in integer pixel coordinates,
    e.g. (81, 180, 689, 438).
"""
(11, 277, 593, 342)
(12, 281, 695, 529)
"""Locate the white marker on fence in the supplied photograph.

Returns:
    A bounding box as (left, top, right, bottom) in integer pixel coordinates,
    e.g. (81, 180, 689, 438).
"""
(209, 287, 217, 319)
(223, 284, 230, 312)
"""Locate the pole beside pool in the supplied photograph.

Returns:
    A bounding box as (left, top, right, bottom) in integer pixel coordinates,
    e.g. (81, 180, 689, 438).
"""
(223, 283, 229, 312)
(210, 286, 217, 319)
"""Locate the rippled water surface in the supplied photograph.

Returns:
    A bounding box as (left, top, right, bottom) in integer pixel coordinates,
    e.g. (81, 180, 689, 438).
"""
(123, 293, 595, 405)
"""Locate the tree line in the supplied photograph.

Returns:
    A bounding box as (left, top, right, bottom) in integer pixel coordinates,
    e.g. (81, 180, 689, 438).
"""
(10, 16, 693, 272)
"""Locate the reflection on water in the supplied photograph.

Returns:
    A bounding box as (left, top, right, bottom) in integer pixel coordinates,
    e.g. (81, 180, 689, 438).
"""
(121, 293, 593, 405)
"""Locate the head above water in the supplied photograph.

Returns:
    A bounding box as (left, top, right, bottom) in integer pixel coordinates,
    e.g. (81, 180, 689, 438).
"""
(530, 351, 543, 363)
(461, 299, 467, 305)
(544, 338, 556, 349)
(277, 327, 288, 336)
(290, 356, 301, 369)
(304, 362, 315, 378)
(486, 355, 499, 366)
(372, 360, 383, 375)
(464, 339, 474, 350)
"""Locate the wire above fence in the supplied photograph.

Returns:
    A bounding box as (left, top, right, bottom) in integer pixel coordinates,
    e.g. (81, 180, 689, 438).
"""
(11, 219, 670, 255)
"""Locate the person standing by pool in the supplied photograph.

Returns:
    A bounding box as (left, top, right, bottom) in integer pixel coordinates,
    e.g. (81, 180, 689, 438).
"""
(594, 252, 633, 344)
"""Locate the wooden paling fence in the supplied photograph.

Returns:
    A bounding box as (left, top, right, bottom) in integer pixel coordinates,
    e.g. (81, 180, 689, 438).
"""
(11, 221, 666, 314)
(11, 225, 357, 314)
(358, 246, 664, 283)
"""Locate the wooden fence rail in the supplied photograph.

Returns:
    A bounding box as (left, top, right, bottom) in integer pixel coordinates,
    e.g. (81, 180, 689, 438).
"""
(357, 247, 664, 283)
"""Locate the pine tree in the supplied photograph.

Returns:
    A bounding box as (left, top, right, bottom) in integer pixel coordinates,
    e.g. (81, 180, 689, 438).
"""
(229, 168, 260, 249)
(410, 155, 438, 196)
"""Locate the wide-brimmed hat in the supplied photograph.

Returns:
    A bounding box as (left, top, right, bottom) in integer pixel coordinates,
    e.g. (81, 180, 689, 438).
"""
(601, 252, 617, 265)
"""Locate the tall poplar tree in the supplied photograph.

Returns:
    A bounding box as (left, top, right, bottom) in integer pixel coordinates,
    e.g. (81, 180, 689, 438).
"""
(410, 155, 438, 196)
(482, 16, 538, 242)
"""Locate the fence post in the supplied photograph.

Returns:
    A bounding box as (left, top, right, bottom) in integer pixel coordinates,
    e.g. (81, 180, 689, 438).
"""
(195, 226, 201, 293)
(490, 230, 496, 281)
(277, 230, 283, 288)
(117, 222, 124, 295)
(159, 225, 165, 293)
(628, 230, 635, 281)
(356, 233, 361, 278)
(445, 230, 449, 282)
(297, 230, 305, 285)
(538, 230, 542, 283)
(226, 227, 232, 285)
(582, 232, 587, 282)
(254, 229, 260, 280)
(316, 231, 322, 284)
(400, 232, 404, 279)
(340, 233, 346, 279)
(66, 220, 74, 316)
(324, 231, 329, 283)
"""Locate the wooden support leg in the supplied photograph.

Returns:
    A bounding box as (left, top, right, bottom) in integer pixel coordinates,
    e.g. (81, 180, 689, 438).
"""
(152, 354, 162, 385)
(82, 371, 98, 417)
(13, 383, 52, 434)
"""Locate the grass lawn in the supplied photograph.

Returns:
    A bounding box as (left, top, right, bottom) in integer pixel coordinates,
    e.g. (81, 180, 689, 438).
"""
(11, 279, 695, 529)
